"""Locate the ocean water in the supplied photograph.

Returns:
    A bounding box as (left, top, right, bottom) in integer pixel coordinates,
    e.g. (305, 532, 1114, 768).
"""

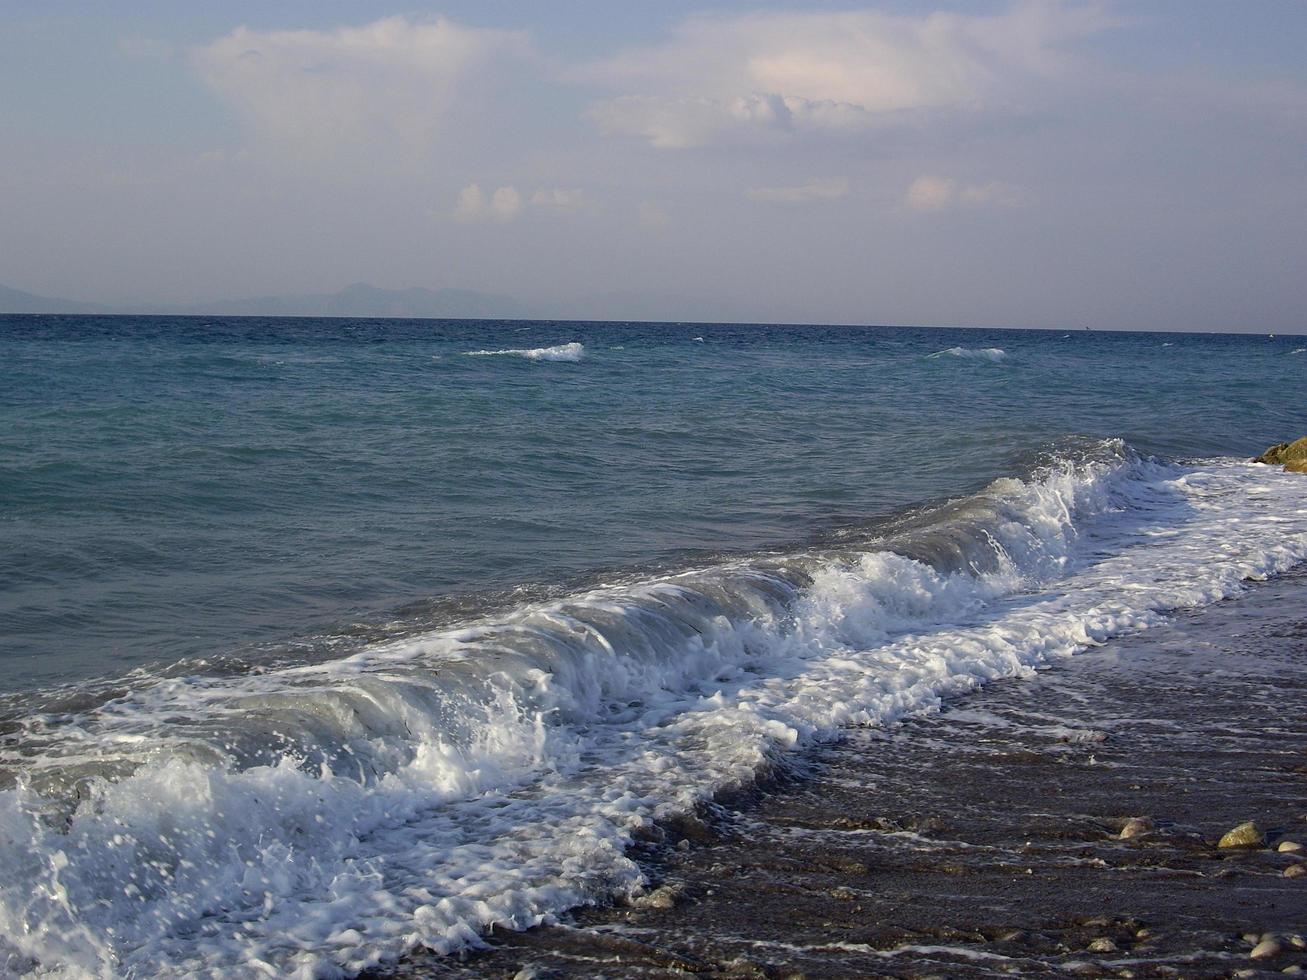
(1, 315, 1305, 977)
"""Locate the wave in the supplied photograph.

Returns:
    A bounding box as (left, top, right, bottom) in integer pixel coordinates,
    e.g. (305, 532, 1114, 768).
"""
(2, 442, 1306, 977)
(464, 342, 584, 362)
(928, 346, 1007, 361)
(1292, 348, 1305, 355)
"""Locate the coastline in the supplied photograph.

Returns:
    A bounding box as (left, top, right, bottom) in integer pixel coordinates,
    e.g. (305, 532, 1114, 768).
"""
(382, 566, 1307, 978)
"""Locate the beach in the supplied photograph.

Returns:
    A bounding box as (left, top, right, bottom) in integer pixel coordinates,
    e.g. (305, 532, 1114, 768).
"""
(388, 568, 1307, 978)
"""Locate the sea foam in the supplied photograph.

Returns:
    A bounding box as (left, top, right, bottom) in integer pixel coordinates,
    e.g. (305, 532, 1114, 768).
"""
(2, 446, 1305, 977)
(465, 342, 585, 362)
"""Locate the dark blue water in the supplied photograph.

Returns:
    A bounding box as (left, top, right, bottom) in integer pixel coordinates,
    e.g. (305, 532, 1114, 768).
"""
(1, 315, 1302, 690)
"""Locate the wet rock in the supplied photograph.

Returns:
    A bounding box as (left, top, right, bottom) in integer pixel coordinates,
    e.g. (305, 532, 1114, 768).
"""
(720, 957, 769, 977)
(628, 882, 684, 910)
(1252, 936, 1283, 959)
(1284, 864, 1306, 878)
(1290, 935, 1307, 950)
(1288, 459, 1307, 474)
(1254, 437, 1307, 466)
(1219, 821, 1267, 848)
(1087, 937, 1118, 953)
(1120, 817, 1154, 839)
(1278, 841, 1304, 853)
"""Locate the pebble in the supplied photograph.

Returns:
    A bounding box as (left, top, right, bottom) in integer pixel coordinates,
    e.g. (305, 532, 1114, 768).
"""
(1285, 864, 1307, 879)
(1251, 937, 1283, 960)
(1284, 967, 1304, 975)
(1087, 937, 1118, 953)
(630, 883, 684, 910)
(1289, 935, 1306, 950)
(1219, 822, 1267, 849)
(1119, 817, 1154, 840)
(1279, 841, 1304, 853)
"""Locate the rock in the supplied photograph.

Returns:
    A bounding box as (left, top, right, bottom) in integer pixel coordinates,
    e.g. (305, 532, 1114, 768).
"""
(1254, 437, 1307, 465)
(1278, 841, 1304, 853)
(1283, 966, 1303, 975)
(1219, 821, 1267, 848)
(1284, 864, 1306, 878)
(1288, 459, 1307, 474)
(1246, 933, 1265, 944)
(1120, 817, 1154, 839)
(1289, 935, 1307, 950)
(1087, 937, 1118, 953)
(1252, 937, 1283, 959)
(629, 882, 684, 910)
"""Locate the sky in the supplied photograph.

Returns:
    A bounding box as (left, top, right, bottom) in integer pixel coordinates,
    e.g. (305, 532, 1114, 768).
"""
(1, 1, 1305, 331)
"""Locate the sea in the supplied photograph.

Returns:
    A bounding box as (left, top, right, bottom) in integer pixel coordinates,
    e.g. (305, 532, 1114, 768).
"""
(0, 315, 1304, 977)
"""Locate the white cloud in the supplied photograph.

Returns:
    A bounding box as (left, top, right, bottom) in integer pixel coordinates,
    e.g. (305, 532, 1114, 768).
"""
(905, 175, 1021, 211)
(582, 3, 1114, 147)
(194, 16, 529, 154)
(745, 178, 850, 205)
(453, 183, 522, 222)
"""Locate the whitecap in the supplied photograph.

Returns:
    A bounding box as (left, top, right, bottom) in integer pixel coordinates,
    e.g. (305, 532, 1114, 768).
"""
(928, 346, 1007, 361)
(1292, 348, 1305, 355)
(464, 342, 585, 362)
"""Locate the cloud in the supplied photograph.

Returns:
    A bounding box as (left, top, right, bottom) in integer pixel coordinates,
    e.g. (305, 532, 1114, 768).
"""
(194, 16, 529, 155)
(745, 178, 850, 205)
(530, 188, 587, 212)
(637, 201, 669, 229)
(582, 2, 1114, 147)
(454, 183, 522, 222)
(904, 175, 1021, 211)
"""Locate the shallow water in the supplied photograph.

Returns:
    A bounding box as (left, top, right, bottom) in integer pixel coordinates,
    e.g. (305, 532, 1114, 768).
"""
(0, 316, 1305, 977)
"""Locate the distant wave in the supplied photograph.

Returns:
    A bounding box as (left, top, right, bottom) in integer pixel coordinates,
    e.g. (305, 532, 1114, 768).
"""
(465, 342, 585, 362)
(928, 346, 1007, 362)
(1292, 348, 1305, 355)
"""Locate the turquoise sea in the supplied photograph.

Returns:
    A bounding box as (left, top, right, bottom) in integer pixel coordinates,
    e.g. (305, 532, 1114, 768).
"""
(1, 315, 1305, 976)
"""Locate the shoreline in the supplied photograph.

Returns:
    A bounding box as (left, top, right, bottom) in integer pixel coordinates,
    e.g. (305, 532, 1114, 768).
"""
(381, 567, 1307, 978)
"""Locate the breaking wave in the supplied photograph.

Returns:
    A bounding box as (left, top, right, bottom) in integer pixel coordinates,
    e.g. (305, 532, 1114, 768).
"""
(464, 342, 585, 362)
(2, 442, 1306, 977)
(928, 346, 1007, 361)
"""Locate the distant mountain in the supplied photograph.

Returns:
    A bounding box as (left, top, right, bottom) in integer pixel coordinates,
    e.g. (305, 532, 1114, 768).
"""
(1, 281, 525, 320)
(182, 283, 525, 319)
(0, 284, 109, 314)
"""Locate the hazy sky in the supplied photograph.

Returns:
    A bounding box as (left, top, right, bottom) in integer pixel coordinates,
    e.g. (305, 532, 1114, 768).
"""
(2, 1, 1305, 330)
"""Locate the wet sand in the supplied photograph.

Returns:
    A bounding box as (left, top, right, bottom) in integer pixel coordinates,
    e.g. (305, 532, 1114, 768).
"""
(378, 569, 1307, 978)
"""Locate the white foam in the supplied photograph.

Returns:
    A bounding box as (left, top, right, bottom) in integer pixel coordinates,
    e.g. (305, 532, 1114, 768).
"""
(1292, 348, 1305, 354)
(2, 450, 1306, 977)
(464, 342, 584, 362)
(928, 346, 1007, 361)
